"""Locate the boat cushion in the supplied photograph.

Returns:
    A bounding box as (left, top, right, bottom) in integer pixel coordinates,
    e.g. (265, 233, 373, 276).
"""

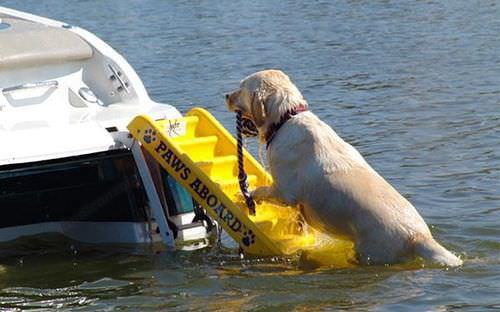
(0, 16, 93, 70)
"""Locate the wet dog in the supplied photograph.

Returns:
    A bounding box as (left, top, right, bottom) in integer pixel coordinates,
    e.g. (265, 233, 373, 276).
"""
(225, 69, 462, 266)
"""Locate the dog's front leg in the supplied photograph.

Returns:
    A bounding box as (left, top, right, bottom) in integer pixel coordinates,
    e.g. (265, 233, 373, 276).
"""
(251, 186, 290, 206)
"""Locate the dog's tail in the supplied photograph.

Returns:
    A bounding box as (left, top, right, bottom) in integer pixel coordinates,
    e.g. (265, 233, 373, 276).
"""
(414, 238, 463, 267)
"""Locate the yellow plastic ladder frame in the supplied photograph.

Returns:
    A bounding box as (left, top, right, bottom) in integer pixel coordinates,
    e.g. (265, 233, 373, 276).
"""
(128, 108, 289, 256)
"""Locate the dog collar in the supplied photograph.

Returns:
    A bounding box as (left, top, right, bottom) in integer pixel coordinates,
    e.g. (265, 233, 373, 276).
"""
(265, 104, 308, 149)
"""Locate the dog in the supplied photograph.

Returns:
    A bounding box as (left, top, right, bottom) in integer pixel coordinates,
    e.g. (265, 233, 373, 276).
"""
(225, 69, 462, 266)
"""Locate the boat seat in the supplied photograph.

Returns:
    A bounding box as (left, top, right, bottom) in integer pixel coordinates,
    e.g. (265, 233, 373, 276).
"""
(0, 16, 93, 70)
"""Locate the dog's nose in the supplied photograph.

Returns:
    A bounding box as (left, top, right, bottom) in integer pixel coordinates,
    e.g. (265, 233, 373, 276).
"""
(225, 93, 229, 101)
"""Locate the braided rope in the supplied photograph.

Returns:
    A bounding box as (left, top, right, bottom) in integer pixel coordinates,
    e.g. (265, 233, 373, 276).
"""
(236, 111, 256, 215)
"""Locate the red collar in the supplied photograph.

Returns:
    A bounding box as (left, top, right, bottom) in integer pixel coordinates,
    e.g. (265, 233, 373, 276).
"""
(265, 104, 308, 149)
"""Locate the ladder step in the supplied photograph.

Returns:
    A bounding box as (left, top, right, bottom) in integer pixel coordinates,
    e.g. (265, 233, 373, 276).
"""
(177, 136, 218, 161)
(196, 155, 238, 180)
(215, 174, 258, 190)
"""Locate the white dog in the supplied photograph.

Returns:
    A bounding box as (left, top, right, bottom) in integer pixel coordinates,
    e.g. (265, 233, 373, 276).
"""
(225, 69, 462, 266)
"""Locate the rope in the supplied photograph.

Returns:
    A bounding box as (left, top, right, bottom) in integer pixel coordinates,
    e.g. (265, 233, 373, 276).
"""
(236, 111, 256, 215)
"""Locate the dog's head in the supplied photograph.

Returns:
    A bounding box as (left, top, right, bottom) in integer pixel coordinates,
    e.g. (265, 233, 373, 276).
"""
(225, 69, 307, 142)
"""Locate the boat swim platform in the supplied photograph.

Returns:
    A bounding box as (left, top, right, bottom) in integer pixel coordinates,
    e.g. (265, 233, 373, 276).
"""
(128, 107, 354, 265)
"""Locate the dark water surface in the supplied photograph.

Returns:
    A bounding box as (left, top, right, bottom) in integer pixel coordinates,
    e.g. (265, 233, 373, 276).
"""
(1, 0, 499, 310)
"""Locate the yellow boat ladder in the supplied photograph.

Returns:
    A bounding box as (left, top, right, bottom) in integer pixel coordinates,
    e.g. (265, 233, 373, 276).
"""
(127, 107, 321, 256)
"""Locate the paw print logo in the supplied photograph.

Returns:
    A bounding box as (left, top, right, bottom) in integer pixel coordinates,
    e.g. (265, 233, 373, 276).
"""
(143, 128, 157, 144)
(241, 229, 256, 247)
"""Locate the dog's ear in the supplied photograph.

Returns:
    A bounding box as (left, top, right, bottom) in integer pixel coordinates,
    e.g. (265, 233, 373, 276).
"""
(250, 89, 268, 127)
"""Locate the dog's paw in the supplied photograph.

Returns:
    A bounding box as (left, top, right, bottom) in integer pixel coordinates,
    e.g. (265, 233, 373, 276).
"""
(251, 187, 270, 203)
(251, 195, 264, 204)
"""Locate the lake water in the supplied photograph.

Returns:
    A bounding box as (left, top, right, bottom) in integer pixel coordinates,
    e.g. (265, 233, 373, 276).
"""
(1, 0, 499, 310)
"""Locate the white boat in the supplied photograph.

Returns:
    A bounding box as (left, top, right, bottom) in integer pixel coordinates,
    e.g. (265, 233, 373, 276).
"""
(0, 7, 213, 250)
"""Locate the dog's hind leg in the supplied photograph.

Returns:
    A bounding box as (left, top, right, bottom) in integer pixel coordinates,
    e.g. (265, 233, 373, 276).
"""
(354, 236, 406, 265)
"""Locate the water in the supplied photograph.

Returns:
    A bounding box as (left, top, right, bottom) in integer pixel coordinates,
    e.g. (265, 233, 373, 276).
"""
(1, 0, 499, 310)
